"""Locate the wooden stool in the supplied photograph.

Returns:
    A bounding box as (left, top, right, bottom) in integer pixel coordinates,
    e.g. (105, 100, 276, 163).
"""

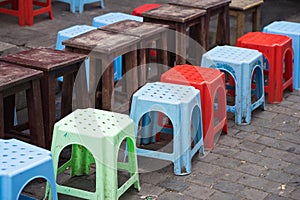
(230, 0, 264, 43)
(63, 29, 140, 112)
(170, 0, 231, 49)
(142, 4, 206, 65)
(0, 61, 45, 147)
(0, 48, 87, 149)
(99, 20, 169, 86)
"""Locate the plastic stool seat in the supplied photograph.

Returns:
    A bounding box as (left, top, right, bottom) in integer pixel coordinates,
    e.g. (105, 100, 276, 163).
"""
(92, 12, 143, 27)
(263, 21, 300, 90)
(161, 65, 228, 150)
(0, 139, 58, 200)
(56, 0, 104, 13)
(132, 4, 161, 16)
(237, 32, 293, 103)
(201, 45, 265, 125)
(130, 82, 204, 175)
(48, 108, 140, 199)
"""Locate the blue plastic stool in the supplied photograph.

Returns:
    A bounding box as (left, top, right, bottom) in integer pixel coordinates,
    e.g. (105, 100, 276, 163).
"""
(92, 12, 143, 28)
(263, 21, 300, 90)
(92, 12, 143, 82)
(0, 139, 58, 200)
(56, 0, 104, 13)
(201, 45, 265, 125)
(130, 82, 204, 175)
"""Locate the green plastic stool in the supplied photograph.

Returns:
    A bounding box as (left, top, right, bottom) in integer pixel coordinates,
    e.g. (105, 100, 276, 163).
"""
(47, 108, 140, 199)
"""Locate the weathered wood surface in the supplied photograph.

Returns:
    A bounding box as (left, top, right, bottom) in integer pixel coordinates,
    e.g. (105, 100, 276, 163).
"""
(0, 48, 87, 72)
(170, 0, 232, 10)
(142, 4, 206, 23)
(230, 0, 264, 10)
(63, 29, 140, 54)
(100, 20, 169, 39)
(0, 61, 42, 91)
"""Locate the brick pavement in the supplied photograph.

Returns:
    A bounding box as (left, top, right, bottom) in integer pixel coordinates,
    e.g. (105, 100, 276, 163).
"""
(0, 0, 299, 199)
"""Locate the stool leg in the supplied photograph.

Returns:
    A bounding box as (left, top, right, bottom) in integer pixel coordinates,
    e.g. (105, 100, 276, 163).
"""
(252, 5, 261, 32)
(236, 12, 245, 41)
(126, 137, 140, 190)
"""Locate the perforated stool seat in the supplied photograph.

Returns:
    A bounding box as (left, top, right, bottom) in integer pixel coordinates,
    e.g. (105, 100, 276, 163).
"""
(130, 82, 204, 175)
(132, 4, 161, 16)
(92, 12, 143, 27)
(56, 0, 104, 13)
(237, 32, 293, 103)
(263, 21, 300, 90)
(201, 45, 265, 125)
(48, 108, 140, 199)
(0, 139, 58, 199)
(161, 65, 228, 150)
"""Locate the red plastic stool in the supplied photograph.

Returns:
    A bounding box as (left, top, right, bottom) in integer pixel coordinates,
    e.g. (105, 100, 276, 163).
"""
(0, 0, 53, 26)
(161, 65, 228, 150)
(237, 32, 293, 103)
(132, 4, 161, 16)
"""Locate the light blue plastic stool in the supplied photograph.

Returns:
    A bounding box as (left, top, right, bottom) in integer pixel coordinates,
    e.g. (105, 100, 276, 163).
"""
(92, 12, 143, 82)
(130, 82, 204, 175)
(92, 12, 143, 28)
(263, 21, 300, 90)
(0, 139, 58, 200)
(201, 45, 265, 125)
(56, 0, 104, 13)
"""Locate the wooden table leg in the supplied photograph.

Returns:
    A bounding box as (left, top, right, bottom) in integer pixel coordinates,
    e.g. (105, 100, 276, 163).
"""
(124, 49, 138, 98)
(175, 23, 187, 65)
(102, 57, 115, 111)
(0, 93, 4, 138)
(40, 73, 56, 149)
(157, 31, 169, 75)
(27, 79, 46, 148)
(138, 44, 147, 86)
(4, 95, 15, 132)
(217, 6, 230, 45)
(253, 5, 261, 32)
(236, 11, 245, 40)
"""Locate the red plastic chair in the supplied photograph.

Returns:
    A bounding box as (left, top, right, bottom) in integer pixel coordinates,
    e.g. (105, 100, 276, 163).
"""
(237, 32, 293, 103)
(0, 0, 53, 26)
(161, 65, 228, 150)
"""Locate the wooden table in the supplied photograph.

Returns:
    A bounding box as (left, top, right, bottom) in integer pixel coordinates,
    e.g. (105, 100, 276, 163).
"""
(99, 20, 169, 85)
(63, 29, 140, 112)
(0, 61, 45, 147)
(170, 0, 231, 49)
(230, 0, 264, 41)
(0, 48, 87, 149)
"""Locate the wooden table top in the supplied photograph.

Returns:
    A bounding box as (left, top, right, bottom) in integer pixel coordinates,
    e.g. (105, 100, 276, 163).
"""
(230, 0, 264, 10)
(0, 48, 87, 72)
(0, 61, 42, 91)
(63, 29, 140, 54)
(99, 20, 169, 39)
(169, 0, 232, 10)
(142, 4, 206, 23)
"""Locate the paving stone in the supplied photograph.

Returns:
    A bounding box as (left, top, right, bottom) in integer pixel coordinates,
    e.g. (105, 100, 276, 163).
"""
(158, 191, 194, 200)
(264, 194, 289, 200)
(210, 145, 240, 156)
(193, 162, 221, 175)
(238, 187, 268, 199)
(277, 140, 300, 154)
(284, 164, 300, 176)
(213, 180, 245, 194)
(255, 136, 281, 149)
(211, 156, 242, 169)
(235, 162, 268, 177)
(212, 168, 244, 182)
(199, 152, 222, 163)
(232, 123, 258, 132)
(238, 174, 279, 192)
(290, 188, 300, 200)
(218, 135, 240, 147)
(233, 131, 261, 142)
(261, 147, 289, 160)
(238, 141, 266, 153)
(209, 191, 242, 200)
(255, 127, 282, 139)
(159, 178, 189, 192)
(137, 183, 165, 197)
(259, 157, 290, 170)
(263, 170, 293, 183)
(187, 173, 218, 187)
(139, 171, 169, 185)
(119, 187, 141, 200)
(233, 150, 265, 163)
(182, 184, 215, 199)
(252, 109, 278, 120)
(287, 176, 300, 187)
